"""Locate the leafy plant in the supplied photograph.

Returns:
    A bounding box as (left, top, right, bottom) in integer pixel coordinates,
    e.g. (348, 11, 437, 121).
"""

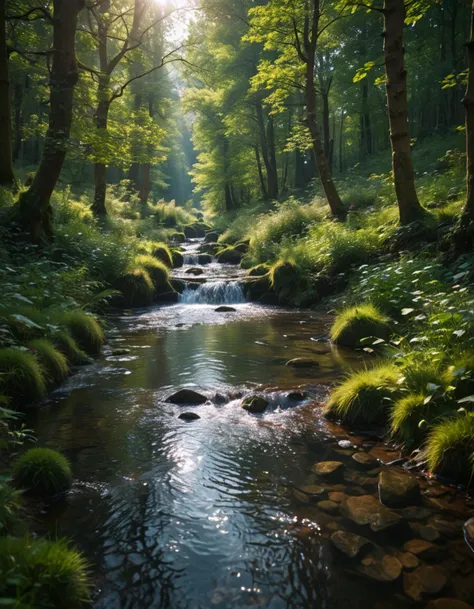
(13, 448, 72, 497)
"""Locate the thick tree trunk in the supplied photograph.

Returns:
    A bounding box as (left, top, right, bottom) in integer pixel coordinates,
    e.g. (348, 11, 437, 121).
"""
(139, 162, 150, 205)
(0, 0, 15, 186)
(15, 0, 84, 241)
(454, 4, 474, 253)
(383, 0, 424, 225)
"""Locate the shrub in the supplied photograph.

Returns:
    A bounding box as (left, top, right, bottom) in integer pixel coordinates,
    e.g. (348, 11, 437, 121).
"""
(0, 536, 90, 609)
(390, 393, 453, 446)
(134, 255, 169, 289)
(60, 311, 104, 355)
(4, 306, 47, 341)
(53, 331, 90, 366)
(13, 447, 72, 496)
(424, 413, 474, 485)
(28, 339, 69, 384)
(0, 348, 46, 405)
(148, 200, 195, 228)
(330, 304, 392, 347)
(114, 267, 155, 308)
(325, 364, 401, 426)
(0, 482, 23, 536)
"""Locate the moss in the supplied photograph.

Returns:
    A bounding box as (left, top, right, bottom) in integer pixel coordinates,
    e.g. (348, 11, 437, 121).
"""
(248, 264, 270, 277)
(60, 311, 104, 355)
(390, 393, 453, 446)
(28, 339, 69, 384)
(134, 255, 169, 289)
(269, 259, 301, 305)
(53, 331, 90, 366)
(115, 266, 155, 308)
(424, 413, 474, 485)
(13, 448, 72, 496)
(149, 241, 173, 267)
(169, 231, 186, 244)
(0, 348, 46, 405)
(325, 364, 401, 426)
(330, 304, 392, 347)
(0, 536, 90, 608)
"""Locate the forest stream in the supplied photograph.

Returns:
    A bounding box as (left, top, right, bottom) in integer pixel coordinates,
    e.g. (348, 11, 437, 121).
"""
(27, 240, 474, 609)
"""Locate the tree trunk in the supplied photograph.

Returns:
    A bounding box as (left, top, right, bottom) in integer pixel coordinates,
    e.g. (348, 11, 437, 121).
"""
(454, 4, 474, 253)
(13, 80, 24, 160)
(15, 0, 84, 241)
(139, 162, 150, 205)
(255, 144, 267, 199)
(92, 94, 110, 216)
(383, 0, 424, 225)
(256, 100, 278, 200)
(0, 0, 15, 186)
(322, 91, 331, 163)
(339, 110, 345, 173)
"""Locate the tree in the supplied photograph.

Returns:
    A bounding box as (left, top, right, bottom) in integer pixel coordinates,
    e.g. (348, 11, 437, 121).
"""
(0, 0, 15, 186)
(15, 0, 84, 241)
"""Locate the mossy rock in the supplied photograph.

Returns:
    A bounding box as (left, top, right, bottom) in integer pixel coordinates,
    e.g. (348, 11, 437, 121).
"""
(199, 242, 220, 256)
(234, 242, 249, 254)
(114, 267, 155, 308)
(0, 537, 90, 609)
(13, 448, 72, 496)
(149, 242, 173, 267)
(217, 248, 242, 265)
(269, 259, 301, 305)
(28, 339, 69, 385)
(248, 264, 270, 277)
(205, 231, 219, 243)
(244, 275, 273, 302)
(0, 347, 46, 405)
(135, 255, 169, 290)
(197, 254, 212, 265)
(325, 364, 401, 426)
(169, 231, 186, 244)
(171, 248, 184, 268)
(184, 225, 197, 239)
(330, 304, 392, 348)
(242, 395, 269, 413)
(60, 311, 104, 355)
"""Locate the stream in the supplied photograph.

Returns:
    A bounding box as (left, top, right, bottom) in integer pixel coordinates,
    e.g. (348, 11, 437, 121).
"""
(29, 240, 474, 609)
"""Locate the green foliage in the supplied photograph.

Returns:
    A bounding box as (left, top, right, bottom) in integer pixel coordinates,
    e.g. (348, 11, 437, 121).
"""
(134, 255, 169, 288)
(144, 241, 174, 268)
(147, 200, 195, 228)
(390, 393, 452, 446)
(28, 340, 69, 385)
(0, 536, 90, 608)
(330, 304, 391, 347)
(325, 364, 401, 425)
(59, 312, 104, 356)
(0, 482, 24, 536)
(0, 348, 46, 406)
(13, 448, 72, 497)
(53, 332, 90, 367)
(424, 413, 474, 485)
(114, 267, 155, 308)
(269, 259, 302, 305)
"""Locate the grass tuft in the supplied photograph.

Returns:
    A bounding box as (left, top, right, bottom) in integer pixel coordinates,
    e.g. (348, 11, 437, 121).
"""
(53, 331, 90, 366)
(59, 311, 104, 355)
(13, 447, 72, 496)
(134, 255, 169, 288)
(330, 304, 391, 347)
(28, 339, 69, 384)
(0, 348, 46, 405)
(390, 393, 453, 446)
(114, 266, 155, 308)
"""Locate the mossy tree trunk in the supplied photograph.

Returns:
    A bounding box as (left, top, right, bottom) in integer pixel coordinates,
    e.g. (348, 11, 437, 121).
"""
(453, 3, 474, 253)
(383, 0, 425, 225)
(15, 0, 84, 241)
(0, 0, 15, 186)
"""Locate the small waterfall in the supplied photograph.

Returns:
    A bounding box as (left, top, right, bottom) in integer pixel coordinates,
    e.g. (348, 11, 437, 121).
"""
(183, 254, 200, 265)
(179, 281, 245, 305)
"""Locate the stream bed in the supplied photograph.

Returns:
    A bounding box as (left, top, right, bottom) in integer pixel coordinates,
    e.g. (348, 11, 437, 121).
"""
(28, 243, 474, 609)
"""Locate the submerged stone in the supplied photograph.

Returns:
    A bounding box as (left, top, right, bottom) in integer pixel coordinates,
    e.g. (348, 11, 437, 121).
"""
(317, 500, 339, 514)
(166, 389, 208, 405)
(352, 452, 378, 470)
(341, 495, 402, 533)
(330, 531, 370, 558)
(312, 461, 344, 480)
(403, 565, 447, 602)
(393, 551, 419, 570)
(427, 600, 474, 609)
(420, 525, 441, 543)
(111, 348, 131, 356)
(178, 412, 201, 421)
(358, 551, 402, 582)
(215, 306, 236, 312)
(403, 539, 442, 560)
(378, 469, 420, 508)
(285, 358, 320, 368)
(242, 395, 269, 414)
(298, 484, 326, 497)
(464, 517, 474, 552)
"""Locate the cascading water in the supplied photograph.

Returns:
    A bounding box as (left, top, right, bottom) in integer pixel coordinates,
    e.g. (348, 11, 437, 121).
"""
(183, 254, 200, 265)
(179, 281, 245, 304)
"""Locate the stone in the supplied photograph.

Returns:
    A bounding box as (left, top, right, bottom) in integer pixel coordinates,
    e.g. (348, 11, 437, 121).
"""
(317, 500, 339, 514)
(341, 495, 403, 533)
(185, 267, 204, 275)
(328, 491, 346, 504)
(216, 248, 242, 265)
(285, 358, 319, 368)
(241, 395, 269, 414)
(403, 539, 443, 560)
(378, 469, 421, 508)
(352, 452, 378, 470)
(369, 447, 400, 464)
(312, 461, 344, 480)
(204, 231, 219, 243)
(401, 506, 430, 521)
(423, 486, 450, 498)
(393, 551, 419, 570)
(286, 391, 307, 401)
(214, 393, 227, 405)
(298, 484, 326, 497)
(330, 531, 371, 558)
(178, 412, 201, 421)
(403, 565, 447, 602)
(431, 518, 460, 539)
(111, 348, 131, 356)
(420, 525, 441, 543)
(197, 254, 212, 265)
(338, 440, 354, 449)
(464, 518, 474, 552)
(427, 600, 474, 609)
(358, 551, 403, 582)
(215, 306, 236, 312)
(166, 389, 208, 405)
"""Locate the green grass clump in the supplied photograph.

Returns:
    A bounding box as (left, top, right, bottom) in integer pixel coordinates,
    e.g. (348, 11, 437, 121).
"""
(60, 311, 104, 355)
(53, 331, 90, 366)
(0, 536, 90, 608)
(115, 266, 155, 308)
(0, 348, 46, 405)
(269, 259, 302, 305)
(149, 242, 173, 267)
(28, 339, 69, 384)
(134, 255, 169, 288)
(390, 393, 453, 446)
(13, 447, 72, 496)
(325, 364, 401, 426)
(424, 413, 474, 485)
(330, 304, 392, 347)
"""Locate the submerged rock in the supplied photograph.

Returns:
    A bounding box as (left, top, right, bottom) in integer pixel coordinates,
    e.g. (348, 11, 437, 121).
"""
(331, 531, 371, 558)
(242, 395, 269, 414)
(393, 551, 419, 570)
(317, 500, 339, 514)
(352, 452, 378, 470)
(178, 412, 201, 421)
(378, 469, 420, 508)
(427, 600, 474, 609)
(403, 565, 447, 602)
(341, 495, 402, 533)
(312, 461, 344, 480)
(403, 539, 442, 560)
(111, 348, 131, 356)
(166, 389, 208, 405)
(285, 358, 319, 368)
(298, 484, 326, 497)
(464, 517, 474, 552)
(358, 551, 402, 582)
(215, 306, 236, 312)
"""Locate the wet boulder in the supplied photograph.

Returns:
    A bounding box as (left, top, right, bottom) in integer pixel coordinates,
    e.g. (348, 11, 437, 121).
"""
(403, 565, 447, 602)
(204, 231, 219, 243)
(330, 530, 371, 558)
(217, 248, 242, 265)
(199, 242, 220, 256)
(403, 539, 443, 560)
(234, 242, 249, 254)
(215, 306, 236, 313)
(286, 391, 307, 401)
(169, 231, 186, 244)
(185, 267, 204, 276)
(341, 494, 403, 533)
(378, 469, 421, 508)
(242, 395, 269, 414)
(166, 389, 208, 405)
(170, 278, 186, 293)
(317, 499, 339, 514)
(178, 412, 201, 421)
(248, 264, 270, 277)
(285, 358, 320, 368)
(197, 254, 212, 265)
(297, 484, 326, 497)
(171, 250, 184, 268)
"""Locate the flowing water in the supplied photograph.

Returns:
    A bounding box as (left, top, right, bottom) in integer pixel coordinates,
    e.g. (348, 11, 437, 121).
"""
(29, 241, 474, 609)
